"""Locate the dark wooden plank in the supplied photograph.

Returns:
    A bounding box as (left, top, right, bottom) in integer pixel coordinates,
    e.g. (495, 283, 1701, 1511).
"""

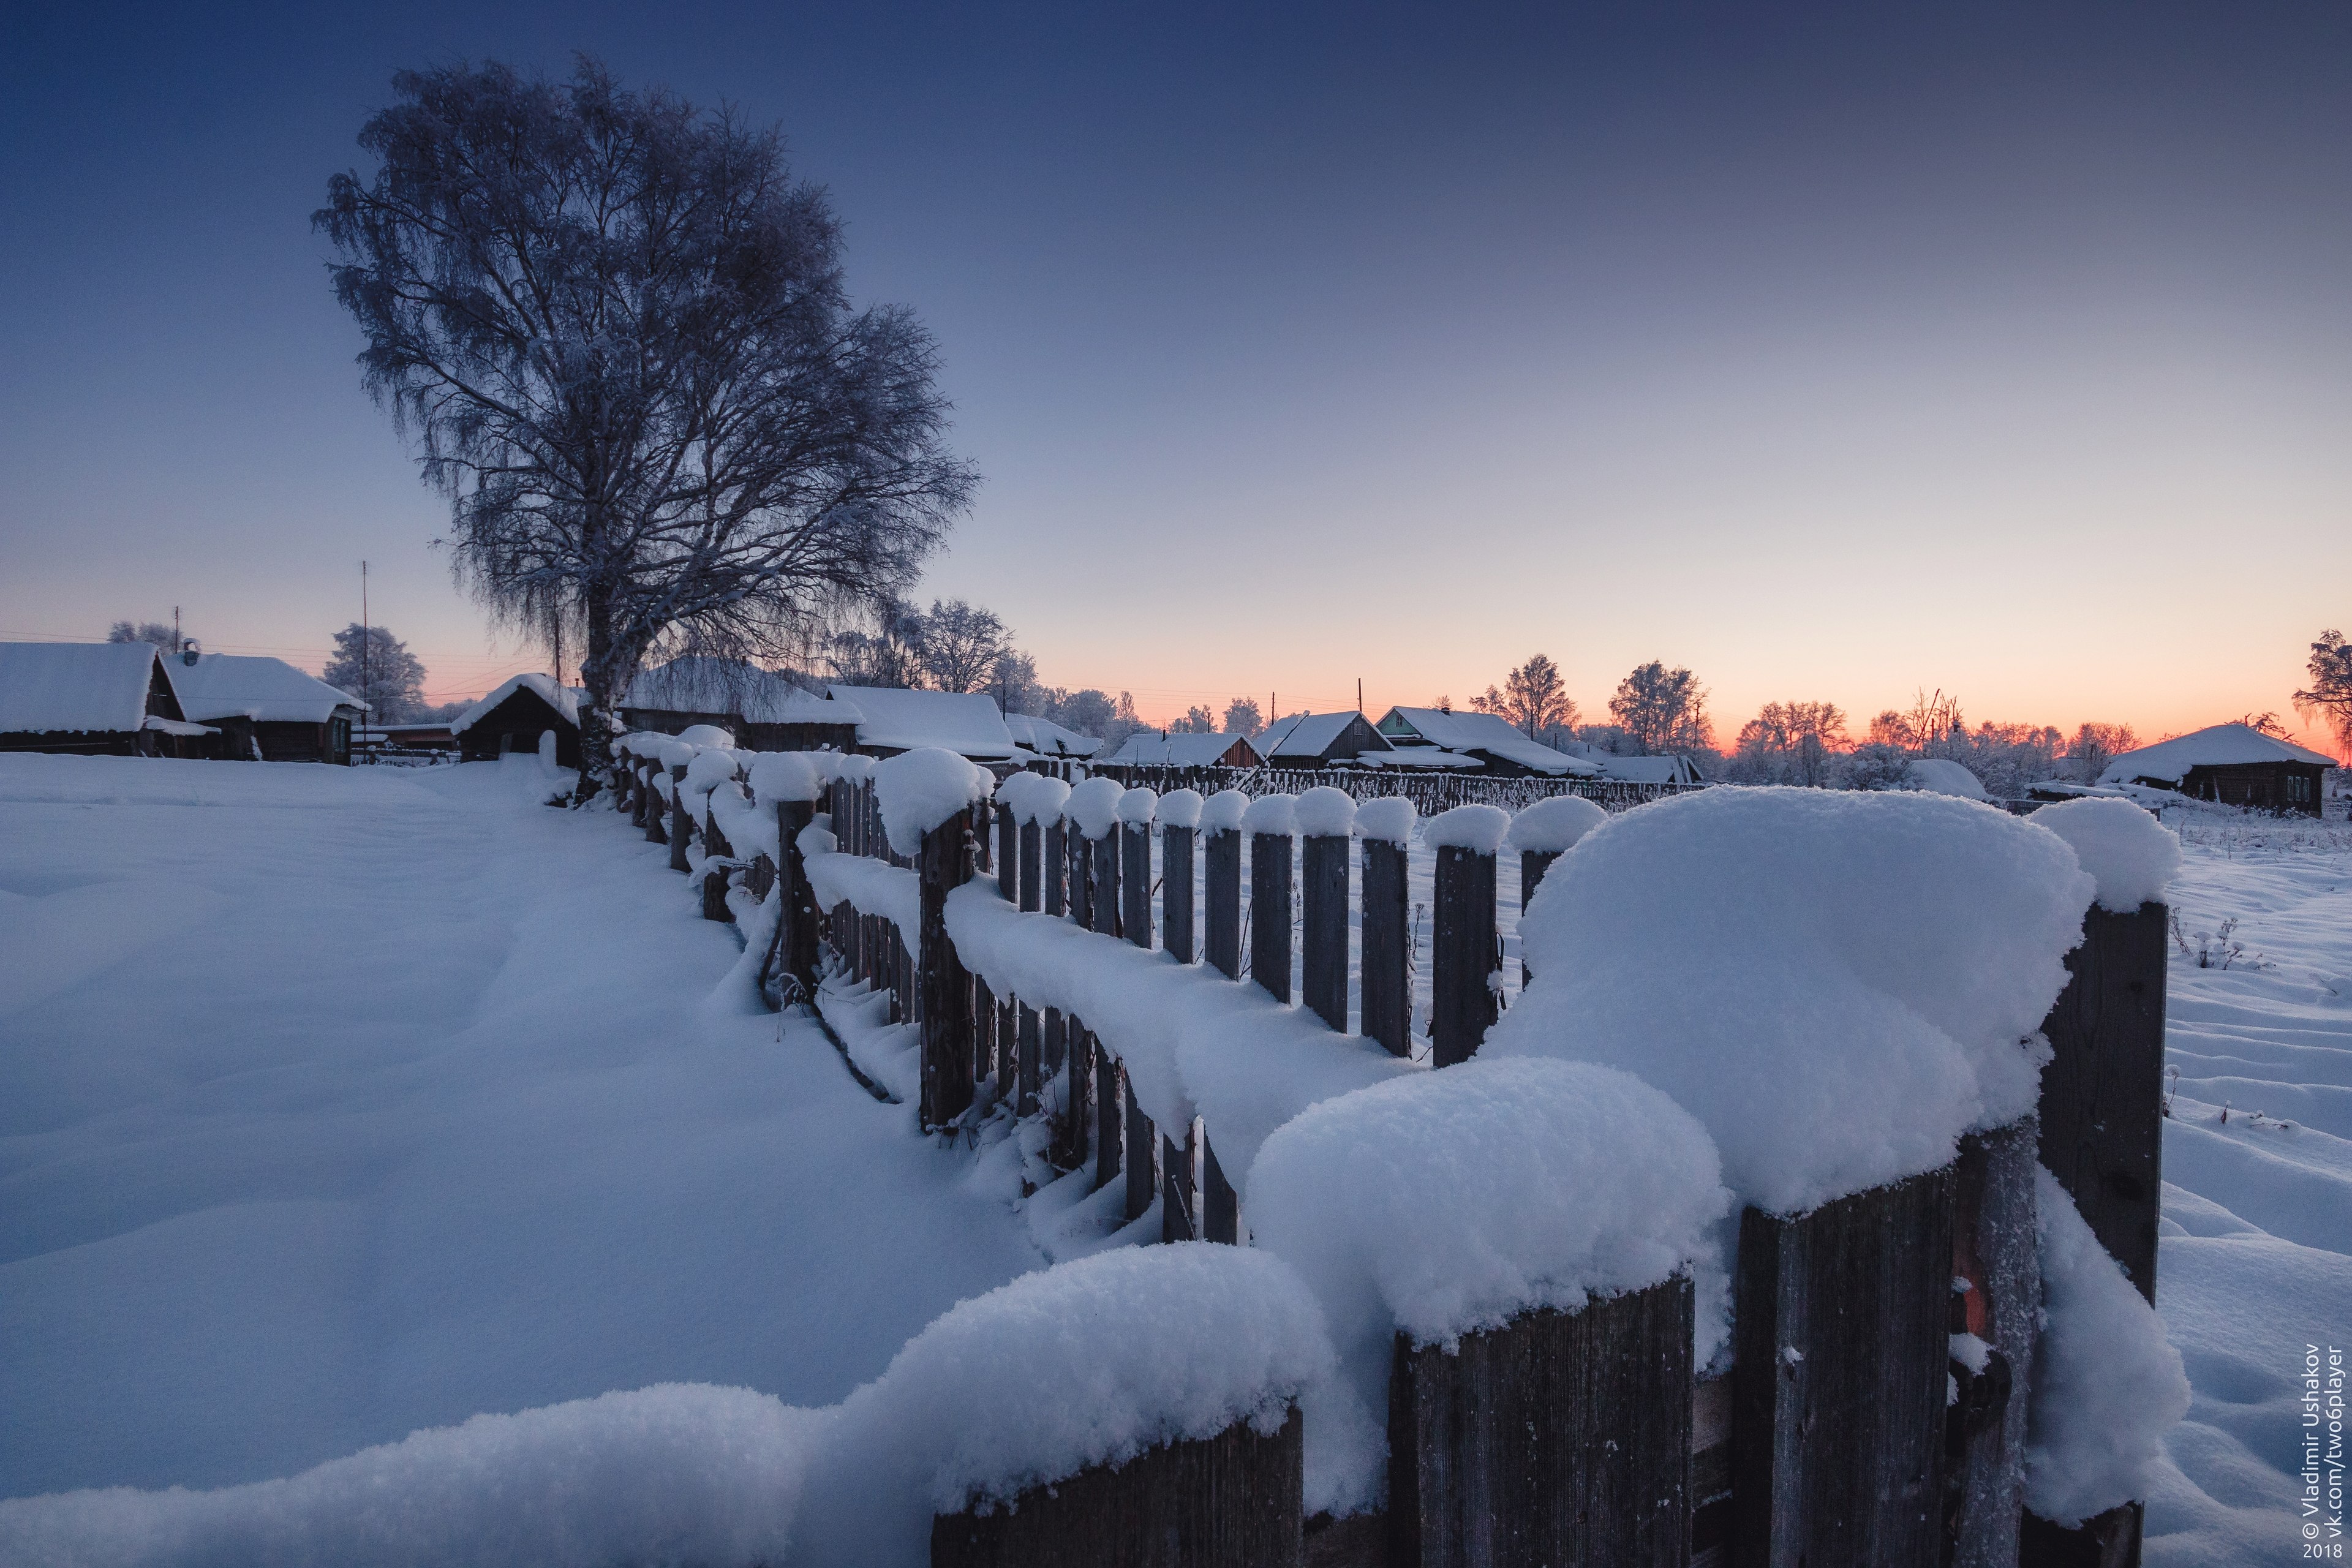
(1163, 824, 1196, 964)
(779, 801, 818, 998)
(1061, 1019, 1092, 1170)
(1431, 845, 1497, 1068)
(1948, 1117, 2039, 1568)
(1389, 1276, 1694, 1568)
(2021, 1506, 2142, 1568)
(701, 859, 733, 922)
(1072, 824, 1096, 930)
(1163, 1128, 1196, 1243)
(995, 801, 1016, 893)
(1019, 1003, 1042, 1117)
(1020, 820, 1044, 914)
(1205, 827, 1243, 979)
(1251, 831, 1295, 1003)
(1731, 1164, 1956, 1568)
(1123, 823, 1153, 949)
(1519, 849, 1561, 987)
(1201, 1131, 1239, 1245)
(1044, 818, 1068, 917)
(973, 975, 998, 1098)
(1361, 838, 1410, 1056)
(1095, 1045, 1124, 1191)
(1125, 1074, 1156, 1224)
(667, 764, 692, 872)
(918, 807, 976, 1129)
(1300, 834, 1349, 1031)
(930, 1405, 1303, 1568)
(1093, 831, 1121, 938)
(2037, 902, 2166, 1303)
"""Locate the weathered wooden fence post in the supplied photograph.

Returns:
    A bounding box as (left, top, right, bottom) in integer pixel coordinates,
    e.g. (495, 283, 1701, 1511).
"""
(1120, 788, 1154, 949)
(1248, 795, 1297, 1003)
(1359, 802, 1414, 1057)
(1205, 815, 1243, 980)
(2023, 895, 2168, 1566)
(1162, 1127, 1196, 1243)
(1389, 1278, 1695, 1568)
(1161, 791, 1199, 964)
(1297, 788, 1354, 1033)
(1950, 1117, 2040, 1568)
(1096, 1047, 1123, 1191)
(667, 763, 692, 872)
(1428, 806, 1505, 1068)
(918, 805, 976, 1129)
(1091, 827, 1121, 939)
(1124, 1075, 1156, 1224)
(1020, 815, 1044, 914)
(1732, 1164, 1958, 1568)
(1200, 1129, 1239, 1245)
(931, 1408, 1303, 1568)
(778, 799, 819, 997)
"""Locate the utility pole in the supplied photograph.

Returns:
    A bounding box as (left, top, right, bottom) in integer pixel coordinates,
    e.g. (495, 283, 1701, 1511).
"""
(173, 606, 181, 657)
(1357, 677, 1363, 715)
(360, 562, 369, 725)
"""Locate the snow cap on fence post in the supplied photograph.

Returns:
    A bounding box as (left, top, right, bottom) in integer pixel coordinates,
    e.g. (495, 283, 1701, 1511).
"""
(1065, 775, 1125, 840)
(1423, 803, 1509, 854)
(872, 747, 995, 858)
(1354, 796, 1415, 845)
(1504, 794, 1607, 854)
(1157, 788, 1204, 830)
(819, 1242, 1335, 1520)
(655, 736, 698, 771)
(2027, 797, 2180, 913)
(1117, 786, 1158, 826)
(1241, 793, 1297, 836)
(1200, 788, 1250, 834)
(1293, 785, 1357, 839)
(678, 723, 736, 750)
(1005, 772, 1069, 826)
(1250, 1057, 1730, 1516)
(1485, 787, 2097, 1217)
(747, 752, 825, 806)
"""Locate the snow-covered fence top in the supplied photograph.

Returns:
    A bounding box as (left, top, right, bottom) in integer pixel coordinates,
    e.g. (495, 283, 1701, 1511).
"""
(1487, 786, 2100, 1216)
(871, 747, 993, 858)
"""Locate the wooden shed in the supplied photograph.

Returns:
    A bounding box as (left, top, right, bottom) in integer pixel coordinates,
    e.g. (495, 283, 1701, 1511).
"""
(1101, 731, 1262, 769)
(1374, 706, 1595, 778)
(1256, 710, 1392, 767)
(453, 674, 582, 767)
(168, 651, 363, 764)
(0, 641, 214, 757)
(624, 656, 861, 752)
(2100, 723, 2335, 816)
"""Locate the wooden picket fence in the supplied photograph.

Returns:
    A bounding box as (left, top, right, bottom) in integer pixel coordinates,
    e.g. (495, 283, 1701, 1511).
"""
(608, 751, 2166, 1568)
(1082, 760, 1702, 816)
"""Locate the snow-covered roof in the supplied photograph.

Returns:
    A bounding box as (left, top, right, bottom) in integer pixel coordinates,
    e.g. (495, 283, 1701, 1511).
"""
(2098, 723, 2337, 786)
(1102, 731, 1254, 767)
(1004, 713, 1102, 758)
(1591, 753, 1702, 785)
(1258, 711, 1389, 761)
(0, 641, 172, 734)
(827, 684, 1019, 761)
(1355, 748, 1485, 770)
(1902, 757, 1989, 801)
(1378, 707, 1597, 776)
(169, 653, 365, 724)
(625, 657, 859, 726)
(451, 674, 582, 736)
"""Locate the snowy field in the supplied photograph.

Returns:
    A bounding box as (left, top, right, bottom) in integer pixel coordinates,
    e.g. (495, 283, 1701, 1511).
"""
(0, 755, 1038, 1498)
(1, 753, 2345, 1564)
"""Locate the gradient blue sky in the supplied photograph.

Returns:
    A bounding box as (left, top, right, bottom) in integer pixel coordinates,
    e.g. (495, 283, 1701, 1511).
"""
(4, 2, 2348, 742)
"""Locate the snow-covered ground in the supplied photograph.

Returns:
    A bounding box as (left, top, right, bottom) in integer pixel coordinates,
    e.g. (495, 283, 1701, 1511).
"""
(2145, 821, 2352, 1564)
(1, 757, 2343, 1564)
(0, 755, 1039, 1498)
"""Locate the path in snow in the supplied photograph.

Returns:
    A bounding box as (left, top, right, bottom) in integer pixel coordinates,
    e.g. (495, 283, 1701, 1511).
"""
(2146, 829, 2352, 1564)
(0, 755, 1042, 1498)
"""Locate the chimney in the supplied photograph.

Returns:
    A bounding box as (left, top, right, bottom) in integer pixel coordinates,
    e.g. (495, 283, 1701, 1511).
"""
(181, 640, 200, 667)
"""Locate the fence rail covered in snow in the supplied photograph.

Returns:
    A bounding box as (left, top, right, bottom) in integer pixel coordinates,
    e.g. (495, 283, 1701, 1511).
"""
(605, 739, 2179, 1568)
(1077, 758, 1703, 815)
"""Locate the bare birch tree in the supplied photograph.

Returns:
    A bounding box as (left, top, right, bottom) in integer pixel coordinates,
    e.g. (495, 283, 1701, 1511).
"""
(317, 59, 974, 795)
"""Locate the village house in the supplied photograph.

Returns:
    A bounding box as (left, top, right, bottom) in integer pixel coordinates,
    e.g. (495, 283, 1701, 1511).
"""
(2098, 722, 2337, 816)
(168, 650, 365, 764)
(622, 656, 861, 752)
(1255, 710, 1392, 767)
(1101, 729, 1262, 770)
(0, 641, 214, 757)
(1373, 705, 1596, 777)
(827, 684, 1021, 764)
(1003, 712, 1102, 762)
(453, 674, 582, 767)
